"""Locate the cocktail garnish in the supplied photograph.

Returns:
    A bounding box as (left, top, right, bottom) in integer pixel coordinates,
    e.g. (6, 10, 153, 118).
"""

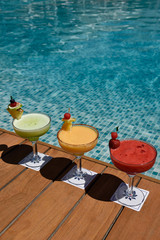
(10, 96, 17, 107)
(61, 109, 76, 131)
(7, 96, 24, 119)
(63, 112, 71, 120)
(109, 127, 120, 149)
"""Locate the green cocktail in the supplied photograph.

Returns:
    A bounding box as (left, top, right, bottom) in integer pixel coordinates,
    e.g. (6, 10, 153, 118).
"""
(13, 113, 51, 167)
(13, 113, 51, 141)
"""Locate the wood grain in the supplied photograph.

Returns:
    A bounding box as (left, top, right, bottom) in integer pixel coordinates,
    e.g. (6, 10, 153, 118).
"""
(107, 179, 160, 240)
(0, 133, 26, 189)
(0, 146, 74, 232)
(0, 159, 105, 239)
(52, 168, 140, 240)
(0, 130, 159, 240)
(0, 132, 24, 157)
(0, 140, 49, 189)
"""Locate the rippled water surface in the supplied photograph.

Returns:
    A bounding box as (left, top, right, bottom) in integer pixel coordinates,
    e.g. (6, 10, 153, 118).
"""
(0, 0, 160, 179)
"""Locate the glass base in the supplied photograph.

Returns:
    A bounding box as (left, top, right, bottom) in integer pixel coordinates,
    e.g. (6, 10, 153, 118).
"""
(68, 169, 87, 185)
(18, 152, 52, 171)
(26, 154, 42, 168)
(64, 166, 96, 186)
(115, 184, 145, 207)
(61, 165, 97, 189)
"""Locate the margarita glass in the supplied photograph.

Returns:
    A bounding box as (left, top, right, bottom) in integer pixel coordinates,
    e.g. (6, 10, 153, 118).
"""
(110, 139, 157, 207)
(13, 113, 51, 167)
(57, 124, 99, 184)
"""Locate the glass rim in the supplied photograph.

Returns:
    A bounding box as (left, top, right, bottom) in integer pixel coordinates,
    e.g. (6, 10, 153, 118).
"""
(12, 112, 51, 132)
(110, 139, 157, 167)
(57, 123, 99, 147)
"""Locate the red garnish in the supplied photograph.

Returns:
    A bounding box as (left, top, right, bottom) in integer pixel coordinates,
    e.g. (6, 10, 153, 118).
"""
(111, 132, 118, 139)
(9, 96, 17, 107)
(109, 126, 120, 149)
(64, 112, 71, 120)
(109, 139, 120, 149)
(10, 102, 17, 107)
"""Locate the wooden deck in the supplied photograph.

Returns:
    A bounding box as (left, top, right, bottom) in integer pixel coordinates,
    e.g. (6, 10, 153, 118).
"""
(0, 128, 160, 240)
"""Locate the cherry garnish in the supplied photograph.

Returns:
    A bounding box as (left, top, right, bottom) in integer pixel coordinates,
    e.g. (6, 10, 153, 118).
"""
(111, 132, 118, 140)
(109, 127, 120, 149)
(10, 102, 17, 107)
(64, 112, 71, 120)
(10, 96, 17, 107)
(109, 139, 120, 149)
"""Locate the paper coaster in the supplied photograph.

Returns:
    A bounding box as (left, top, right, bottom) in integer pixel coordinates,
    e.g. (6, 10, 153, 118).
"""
(61, 165, 97, 189)
(18, 152, 52, 171)
(110, 182, 149, 211)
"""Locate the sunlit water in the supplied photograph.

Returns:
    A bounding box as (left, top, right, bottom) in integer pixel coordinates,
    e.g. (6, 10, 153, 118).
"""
(0, 0, 160, 179)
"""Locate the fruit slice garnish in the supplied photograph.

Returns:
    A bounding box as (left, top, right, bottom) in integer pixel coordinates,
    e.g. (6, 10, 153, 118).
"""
(9, 102, 22, 110)
(8, 96, 22, 109)
(61, 118, 76, 131)
(7, 96, 23, 119)
(61, 109, 76, 131)
(7, 108, 24, 120)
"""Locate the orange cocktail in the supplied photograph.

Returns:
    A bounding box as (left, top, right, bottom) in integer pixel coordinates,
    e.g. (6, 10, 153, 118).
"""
(58, 124, 98, 156)
(57, 122, 99, 183)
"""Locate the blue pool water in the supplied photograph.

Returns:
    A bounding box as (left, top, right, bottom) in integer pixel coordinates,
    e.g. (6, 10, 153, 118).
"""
(0, 0, 160, 179)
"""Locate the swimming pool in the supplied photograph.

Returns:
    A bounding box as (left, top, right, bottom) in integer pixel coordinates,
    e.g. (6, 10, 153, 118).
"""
(0, 0, 160, 179)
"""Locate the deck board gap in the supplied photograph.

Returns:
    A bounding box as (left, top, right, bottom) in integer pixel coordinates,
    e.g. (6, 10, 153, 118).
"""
(102, 206, 125, 240)
(102, 176, 142, 240)
(0, 158, 73, 235)
(0, 158, 72, 236)
(72, 156, 81, 162)
(48, 165, 108, 240)
(0, 168, 27, 191)
(19, 139, 28, 145)
(0, 181, 54, 236)
(0, 143, 50, 191)
(47, 193, 86, 240)
(135, 176, 142, 186)
(43, 146, 51, 154)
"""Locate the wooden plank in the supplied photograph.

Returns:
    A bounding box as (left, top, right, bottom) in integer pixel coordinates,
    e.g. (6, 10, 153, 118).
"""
(0, 133, 29, 189)
(0, 132, 24, 157)
(0, 159, 105, 239)
(0, 147, 75, 233)
(137, 173, 160, 184)
(0, 128, 13, 134)
(106, 179, 160, 240)
(0, 141, 49, 189)
(52, 167, 140, 240)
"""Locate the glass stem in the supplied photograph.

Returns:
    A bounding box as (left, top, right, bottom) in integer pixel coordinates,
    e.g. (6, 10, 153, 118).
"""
(32, 141, 39, 162)
(127, 174, 135, 196)
(76, 156, 83, 174)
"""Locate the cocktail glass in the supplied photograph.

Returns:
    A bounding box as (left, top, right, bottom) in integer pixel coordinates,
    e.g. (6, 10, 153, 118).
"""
(13, 113, 51, 167)
(110, 139, 157, 207)
(57, 124, 99, 184)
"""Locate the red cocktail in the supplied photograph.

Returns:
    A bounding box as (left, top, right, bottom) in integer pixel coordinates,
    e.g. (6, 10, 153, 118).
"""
(110, 140, 157, 175)
(109, 139, 157, 207)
